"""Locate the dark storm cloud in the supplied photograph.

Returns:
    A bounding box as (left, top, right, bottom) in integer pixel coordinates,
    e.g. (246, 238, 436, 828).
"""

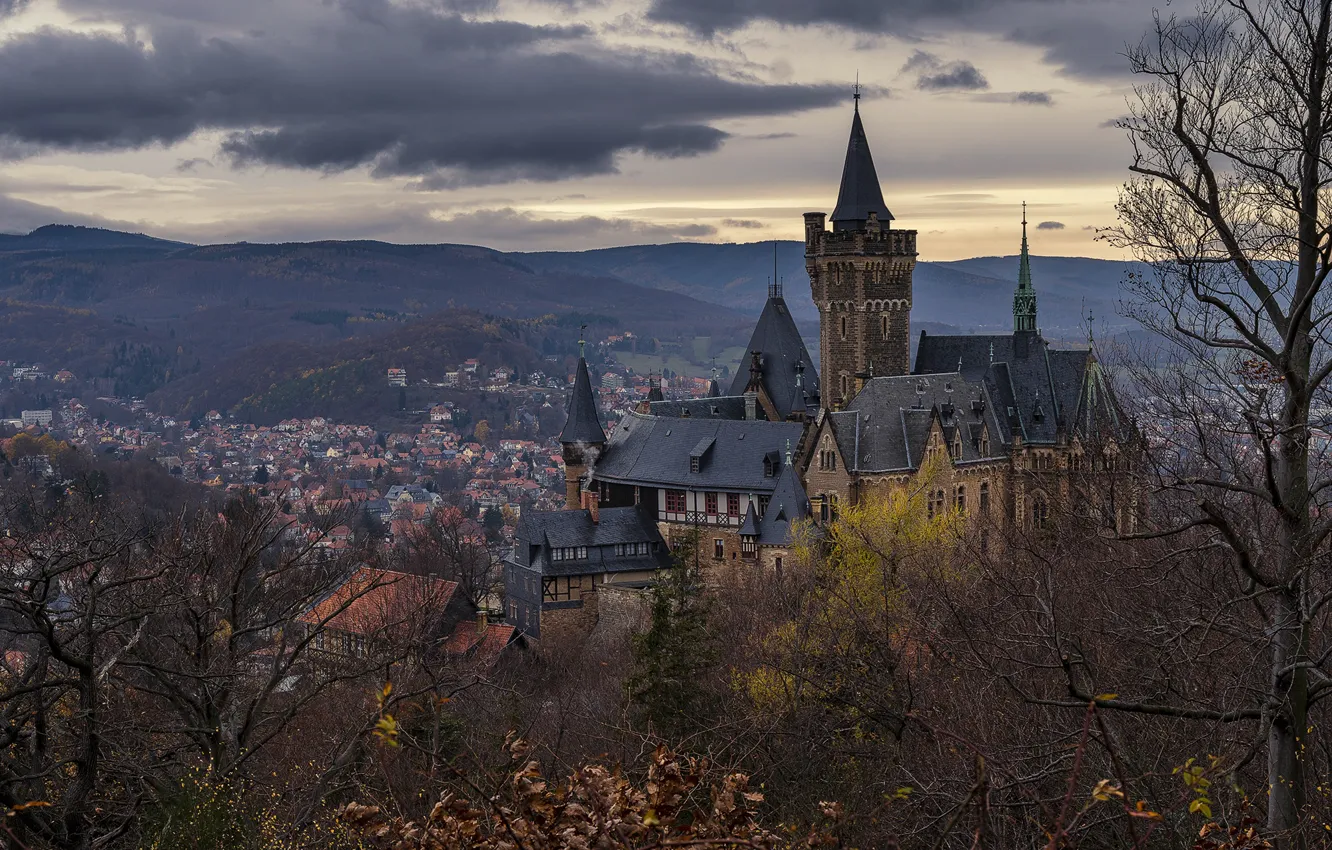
(1036, 220, 1065, 229)
(917, 62, 988, 91)
(0, 0, 845, 186)
(972, 90, 1055, 105)
(900, 51, 988, 92)
(645, 0, 1161, 80)
(1014, 91, 1053, 105)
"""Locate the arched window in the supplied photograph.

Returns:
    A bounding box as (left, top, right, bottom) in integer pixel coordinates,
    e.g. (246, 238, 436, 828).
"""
(979, 481, 990, 513)
(1032, 495, 1050, 530)
(881, 314, 889, 338)
(928, 489, 941, 519)
(955, 485, 966, 513)
(840, 315, 848, 339)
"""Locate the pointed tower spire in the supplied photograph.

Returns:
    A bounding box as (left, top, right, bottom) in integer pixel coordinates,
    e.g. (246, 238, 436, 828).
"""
(559, 332, 605, 509)
(830, 93, 892, 231)
(1014, 202, 1038, 334)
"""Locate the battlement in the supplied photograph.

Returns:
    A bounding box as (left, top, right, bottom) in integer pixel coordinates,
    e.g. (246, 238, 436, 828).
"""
(803, 212, 917, 258)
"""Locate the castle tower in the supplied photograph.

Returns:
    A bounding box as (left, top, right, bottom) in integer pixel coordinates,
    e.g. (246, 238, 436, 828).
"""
(1014, 202, 1038, 333)
(805, 93, 917, 408)
(559, 330, 605, 509)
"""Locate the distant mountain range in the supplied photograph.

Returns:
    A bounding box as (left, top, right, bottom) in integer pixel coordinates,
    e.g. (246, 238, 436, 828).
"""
(522, 240, 1144, 341)
(0, 225, 1149, 419)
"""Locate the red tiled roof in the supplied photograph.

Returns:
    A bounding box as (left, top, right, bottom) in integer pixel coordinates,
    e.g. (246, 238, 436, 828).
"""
(443, 619, 515, 667)
(299, 567, 458, 636)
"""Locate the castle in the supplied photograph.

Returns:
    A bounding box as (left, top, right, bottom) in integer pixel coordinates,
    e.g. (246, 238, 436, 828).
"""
(504, 98, 1136, 644)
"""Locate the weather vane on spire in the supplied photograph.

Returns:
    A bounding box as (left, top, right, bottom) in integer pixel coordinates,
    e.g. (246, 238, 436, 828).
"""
(1022, 200, 1027, 226)
(578, 324, 586, 359)
(853, 72, 861, 109)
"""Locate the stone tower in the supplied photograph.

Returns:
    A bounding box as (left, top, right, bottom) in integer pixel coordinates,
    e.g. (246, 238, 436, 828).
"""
(805, 95, 917, 408)
(1014, 202, 1038, 333)
(559, 330, 605, 509)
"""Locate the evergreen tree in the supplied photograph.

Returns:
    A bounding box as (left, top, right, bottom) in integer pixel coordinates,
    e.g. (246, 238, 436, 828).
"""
(252, 464, 269, 485)
(626, 530, 719, 742)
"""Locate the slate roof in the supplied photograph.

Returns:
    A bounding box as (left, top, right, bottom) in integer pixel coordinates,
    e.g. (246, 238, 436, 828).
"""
(914, 332, 1126, 446)
(758, 462, 811, 544)
(830, 106, 893, 229)
(594, 411, 805, 491)
(650, 396, 748, 420)
(727, 293, 819, 418)
(509, 506, 670, 577)
(739, 502, 760, 536)
(831, 372, 1006, 473)
(560, 357, 605, 445)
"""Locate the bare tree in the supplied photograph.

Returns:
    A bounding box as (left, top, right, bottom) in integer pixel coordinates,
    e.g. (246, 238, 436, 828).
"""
(397, 503, 498, 610)
(1108, 0, 1332, 842)
(0, 484, 157, 849)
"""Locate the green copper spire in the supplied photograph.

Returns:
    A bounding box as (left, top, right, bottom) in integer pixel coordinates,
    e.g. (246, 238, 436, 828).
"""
(1014, 202, 1038, 333)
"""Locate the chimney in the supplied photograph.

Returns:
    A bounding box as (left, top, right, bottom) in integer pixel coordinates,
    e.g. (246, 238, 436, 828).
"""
(744, 391, 758, 421)
(476, 609, 487, 635)
(581, 488, 600, 524)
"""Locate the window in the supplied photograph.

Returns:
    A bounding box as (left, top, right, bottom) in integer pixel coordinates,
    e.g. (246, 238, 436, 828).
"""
(956, 485, 966, 513)
(820, 449, 837, 471)
(979, 481, 990, 513)
(705, 492, 718, 516)
(758, 495, 770, 518)
(551, 547, 564, 561)
(840, 316, 847, 339)
(575, 546, 587, 560)
(818, 495, 830, 523)
(980, 436, 990, 456)
(840, 375, 848, 398)
(638, 541, 649, 555)
(928, 489, 946, 519)
(713, 538, 725, 560)
(740, 536, 757, 559)
(727, 493, 740, 517)
(665, 489, 686, 513)
(1032, 495, 1050, 530)
(774, 556, 783, 576)
(881, 314, 889, 337)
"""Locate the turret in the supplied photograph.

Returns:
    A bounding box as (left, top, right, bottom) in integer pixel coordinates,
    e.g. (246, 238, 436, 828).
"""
(559, 328, 605, 509)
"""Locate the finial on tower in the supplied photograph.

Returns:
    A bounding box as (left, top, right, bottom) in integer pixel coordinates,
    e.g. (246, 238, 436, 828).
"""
(1087, 308, 1096, 346)
(578, 324, 587, 359)
(853, 72, 860, 111)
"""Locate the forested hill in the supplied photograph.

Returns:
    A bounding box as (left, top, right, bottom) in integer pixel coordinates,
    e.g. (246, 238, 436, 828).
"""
(0, 225, 1142, 418)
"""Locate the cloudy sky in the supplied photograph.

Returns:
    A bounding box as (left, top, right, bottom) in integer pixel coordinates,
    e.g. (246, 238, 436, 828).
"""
(0, 0, 1180, 258)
